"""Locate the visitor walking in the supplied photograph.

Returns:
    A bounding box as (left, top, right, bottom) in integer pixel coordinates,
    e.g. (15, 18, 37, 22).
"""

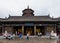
(19, 32, 22, 39)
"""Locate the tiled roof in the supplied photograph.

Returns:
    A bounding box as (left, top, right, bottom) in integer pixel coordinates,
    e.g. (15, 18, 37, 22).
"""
(54, 17, 60, 21)
(0, 15, 58, 22)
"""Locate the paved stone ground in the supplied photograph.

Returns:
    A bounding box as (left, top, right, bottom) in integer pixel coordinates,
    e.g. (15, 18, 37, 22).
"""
(0, 37, 60, 43)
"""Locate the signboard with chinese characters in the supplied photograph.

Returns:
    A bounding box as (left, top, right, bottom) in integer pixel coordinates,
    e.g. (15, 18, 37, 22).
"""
(24, 23, 34, 26)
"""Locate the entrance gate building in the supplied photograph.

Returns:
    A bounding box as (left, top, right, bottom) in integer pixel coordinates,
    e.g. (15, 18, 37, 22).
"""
(0, 7, 60, 35)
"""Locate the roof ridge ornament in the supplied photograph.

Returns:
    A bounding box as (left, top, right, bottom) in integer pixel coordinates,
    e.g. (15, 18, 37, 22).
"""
(9, 14, 11, 17)
(27, 5, 29, 9)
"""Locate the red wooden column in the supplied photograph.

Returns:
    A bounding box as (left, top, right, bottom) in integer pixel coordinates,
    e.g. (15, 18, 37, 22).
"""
(34, 25, 36, 35)
(22, 25, 24, 35)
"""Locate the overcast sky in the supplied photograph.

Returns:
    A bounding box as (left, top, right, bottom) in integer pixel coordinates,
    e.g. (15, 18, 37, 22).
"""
(0, 0, 60, 18)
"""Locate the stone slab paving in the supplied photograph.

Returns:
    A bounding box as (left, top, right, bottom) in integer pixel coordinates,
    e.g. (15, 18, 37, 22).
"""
(0, 37, 60, 43)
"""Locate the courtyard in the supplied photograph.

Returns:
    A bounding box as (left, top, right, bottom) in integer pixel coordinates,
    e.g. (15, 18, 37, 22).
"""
(0, 36, 60, 43)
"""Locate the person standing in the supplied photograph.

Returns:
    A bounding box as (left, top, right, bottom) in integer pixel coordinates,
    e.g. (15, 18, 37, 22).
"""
(38, 32, 42, 37)
(38, 32, 40, 37)
(26, 33, 29, 40)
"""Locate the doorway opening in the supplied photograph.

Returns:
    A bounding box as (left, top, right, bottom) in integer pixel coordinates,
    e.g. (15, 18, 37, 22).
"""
(24, 26, 34, 35)
(13, 26, 22, 34)
(36, 26, 45, 35)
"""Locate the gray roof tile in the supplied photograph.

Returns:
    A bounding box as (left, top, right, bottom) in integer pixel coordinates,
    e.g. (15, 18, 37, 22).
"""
(0, 15, 58, 22)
